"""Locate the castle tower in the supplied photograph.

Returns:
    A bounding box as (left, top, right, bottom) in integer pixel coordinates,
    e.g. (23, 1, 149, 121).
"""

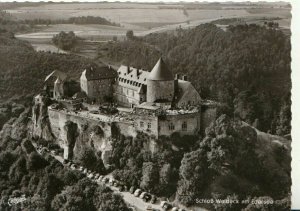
(147, 58, 174, 103)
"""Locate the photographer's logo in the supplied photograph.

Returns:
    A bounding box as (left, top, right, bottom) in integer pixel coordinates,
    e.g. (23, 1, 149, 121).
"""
(8, 194, 27, 206)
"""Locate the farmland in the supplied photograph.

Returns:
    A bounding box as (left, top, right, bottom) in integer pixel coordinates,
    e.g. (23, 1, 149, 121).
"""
(3, 2, 291, 56)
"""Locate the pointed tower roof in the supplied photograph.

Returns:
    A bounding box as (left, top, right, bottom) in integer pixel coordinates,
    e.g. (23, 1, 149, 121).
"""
(148, 58, 173, 81)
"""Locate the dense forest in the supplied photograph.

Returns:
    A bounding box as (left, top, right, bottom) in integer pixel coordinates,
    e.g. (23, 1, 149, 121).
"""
(109, 115, 290, 210)
(0, 33, 93, 102)
(101, 23, 291, 136)
(23, 16, 121, 27)
(0, 109, 129, 210)
(0, 20, 292, 210)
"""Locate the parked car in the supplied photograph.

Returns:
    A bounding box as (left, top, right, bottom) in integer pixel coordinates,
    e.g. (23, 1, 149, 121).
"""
(119, 185, 125, 192)
(90, 110, 99, 114)
(150, 195, 157, 204)
(171, 207, 179, 211)
(94, 173, 100, 179)
(109, 178, 115, 185)
(134, 189, 142, 197)
(161, 201, 172, 210)
(129, 186, 136, 194)
(71, 164, 77, 170)
(139, 192, 147, 199)
(87, 173, 94, 179)
(103, 177, 109, 183)
(113, 181, 119, 187)
(143, 193, 151, 202)
(63, 159, 69, 164)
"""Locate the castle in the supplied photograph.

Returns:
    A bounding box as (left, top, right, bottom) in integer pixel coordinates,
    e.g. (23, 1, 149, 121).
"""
(42, 58, 217, 138)
(36, 58, 217, 160)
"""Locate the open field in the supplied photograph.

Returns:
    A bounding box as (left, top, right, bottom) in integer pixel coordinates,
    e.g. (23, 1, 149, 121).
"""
(5, 2, 290, 27)
(6, 2, 291, 57)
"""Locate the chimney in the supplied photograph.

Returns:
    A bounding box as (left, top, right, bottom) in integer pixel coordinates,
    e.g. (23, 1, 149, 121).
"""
(175, 73, 179, 80)
(127, 66, 130, 74)
(132, 68, 138, 78)
(182, 75, 187, 81)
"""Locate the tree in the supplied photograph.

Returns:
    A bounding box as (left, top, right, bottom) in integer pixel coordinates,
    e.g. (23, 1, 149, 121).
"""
(52, 31, 79, 51)
(27, 152, 48, 171)
(126, 30, 134, 40)
(140, 162, 159, 192)
(177, 148, 210, 206)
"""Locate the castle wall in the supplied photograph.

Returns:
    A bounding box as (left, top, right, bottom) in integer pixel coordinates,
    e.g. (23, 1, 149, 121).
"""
(133, 115, 159, 138)
(113, 84, 145, 107)
(48, 108, 112, 161)
(147, 80, 174, 103)
(81, 74, 113, 103)
(158, 113, 201, 137)
(87, 79, 113, 102)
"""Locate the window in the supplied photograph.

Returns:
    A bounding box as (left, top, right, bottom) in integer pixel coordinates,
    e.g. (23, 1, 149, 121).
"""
(169, 123, 175, 131)
(147, 122, 151, 129)
(182, 121, 187, 131)
(140, 121, 144, 128)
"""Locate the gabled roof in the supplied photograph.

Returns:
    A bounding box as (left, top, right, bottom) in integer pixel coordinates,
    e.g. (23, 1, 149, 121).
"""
(84, 63, 117, 80)
(116, 65, 149, 91)
(174, 79, 192, 101)
(148, 58, 173, 81)
(174, 79, 201, 104)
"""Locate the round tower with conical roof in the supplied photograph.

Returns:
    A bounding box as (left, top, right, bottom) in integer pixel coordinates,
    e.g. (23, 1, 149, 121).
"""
(147, 58, 174, 103)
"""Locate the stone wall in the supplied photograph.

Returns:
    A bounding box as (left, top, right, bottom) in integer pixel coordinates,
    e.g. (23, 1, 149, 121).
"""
(81, 77, 113, 103)
(113, 84, 145, 107)
(48, 108, 112, 166)
(158, 112, 201, 137)
(47, 108, 142, 166)
(133, 115, 159, 138)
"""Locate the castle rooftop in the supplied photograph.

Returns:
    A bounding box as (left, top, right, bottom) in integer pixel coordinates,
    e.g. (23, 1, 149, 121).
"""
(148, 57, 173, 81)
(84, 63, 117, 80)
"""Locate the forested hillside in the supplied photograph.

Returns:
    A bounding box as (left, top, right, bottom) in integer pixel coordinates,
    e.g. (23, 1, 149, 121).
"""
(0, 33, 92, 102)
(109, 115, 290, 210)
(0, 109, 129, 210)
(103, 24, 291, 135)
